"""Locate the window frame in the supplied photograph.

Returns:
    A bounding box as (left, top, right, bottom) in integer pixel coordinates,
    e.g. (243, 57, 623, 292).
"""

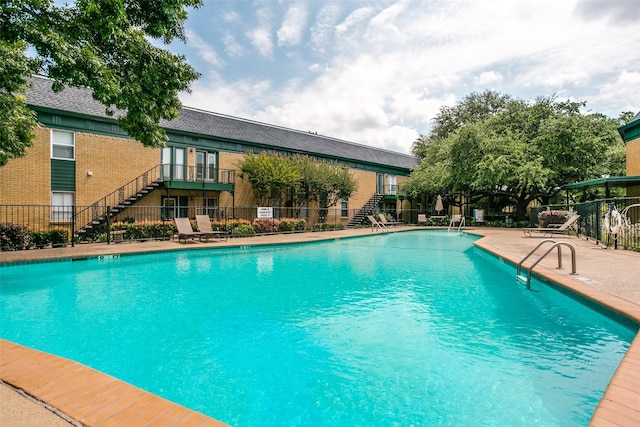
(51, 129, 75, 161)
(51, 191, 75, 222)
(341, 198, 349, 218)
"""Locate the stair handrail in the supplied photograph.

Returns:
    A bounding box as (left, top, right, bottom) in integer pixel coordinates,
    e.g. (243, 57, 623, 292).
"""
(74, 164, 162, 230)
(517, 239, 577, 289)
(347, 193, 384, 227)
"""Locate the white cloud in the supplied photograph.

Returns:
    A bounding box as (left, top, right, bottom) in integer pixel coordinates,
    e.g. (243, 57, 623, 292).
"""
(475, 71, 503, 87)
(277, 3, 308, 47)
(247, 7, 274, 57)
(223, 10, 241, 23)
(336, 7, 374, 35)
(185, 29, 221, 67)
(247, 28, 273, 57)
(586, 71, 640, 116)
(223, 33, 245, 58)
(179, 0, 640, 154)
(310, 3, 342, 54)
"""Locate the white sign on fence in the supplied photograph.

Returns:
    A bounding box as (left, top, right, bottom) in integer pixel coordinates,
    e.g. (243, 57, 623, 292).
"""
(474, 209, 484, 223)
(257, 207, 273, 218)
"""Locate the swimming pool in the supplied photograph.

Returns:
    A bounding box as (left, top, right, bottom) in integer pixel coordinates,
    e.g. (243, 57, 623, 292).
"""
(0, 230, 636, 426)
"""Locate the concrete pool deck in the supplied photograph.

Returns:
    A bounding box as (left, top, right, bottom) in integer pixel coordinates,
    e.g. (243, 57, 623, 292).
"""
(1, 226, 639, 426)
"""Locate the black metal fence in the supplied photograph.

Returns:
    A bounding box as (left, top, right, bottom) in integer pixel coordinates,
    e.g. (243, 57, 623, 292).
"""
(4, 199, 639, 251)
(530, 197, 640, 251)
(1, 204, 413, 249)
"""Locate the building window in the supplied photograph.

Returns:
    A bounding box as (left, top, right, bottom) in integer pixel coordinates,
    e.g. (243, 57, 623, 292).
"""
(388, 175, 397, 195)
(197, 197, 219, 219)
(341, 198, 349, 218)
(196, 151, 217, 181)
(51, 192, 74, 222)
(51, 130, 75, 160)
(161, 147, 187, 181)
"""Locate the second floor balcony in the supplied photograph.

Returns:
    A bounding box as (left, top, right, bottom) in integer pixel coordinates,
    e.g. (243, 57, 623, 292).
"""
(161, 164, 235, 192)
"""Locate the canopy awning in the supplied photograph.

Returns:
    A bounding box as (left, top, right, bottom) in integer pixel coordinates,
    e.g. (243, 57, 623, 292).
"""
(564, 176, 640, 190)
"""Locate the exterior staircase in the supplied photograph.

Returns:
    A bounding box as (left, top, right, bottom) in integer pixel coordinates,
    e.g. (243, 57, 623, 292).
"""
(347, 193, 384, 228)
(74, 165, 162, 238)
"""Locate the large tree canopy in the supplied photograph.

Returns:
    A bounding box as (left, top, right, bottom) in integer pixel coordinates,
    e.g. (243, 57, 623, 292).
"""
(404, 91, 629, 219)
(0, 0, 202, 166)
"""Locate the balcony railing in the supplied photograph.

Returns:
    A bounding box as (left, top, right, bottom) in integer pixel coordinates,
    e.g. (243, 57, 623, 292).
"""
(161, 164, 235, 184)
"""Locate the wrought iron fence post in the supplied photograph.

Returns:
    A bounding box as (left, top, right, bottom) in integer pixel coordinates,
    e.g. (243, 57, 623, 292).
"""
(106, 206, 111, 245)
(71, 205, 76, 247)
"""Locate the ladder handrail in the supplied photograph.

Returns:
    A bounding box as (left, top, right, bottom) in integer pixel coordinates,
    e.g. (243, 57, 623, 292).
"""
(448, 215, 465, 232)
(517, 240, 577, 289)
(517, 239, 557, 275)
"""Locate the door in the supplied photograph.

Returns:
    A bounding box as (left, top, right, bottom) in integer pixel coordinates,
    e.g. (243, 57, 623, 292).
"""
(162, 196, 189, 220)
(196, 151, 217, 181)
(162, 197, 177, 220)
(161, 148, 172, 179)
(196, 151, 205, 181)
(376, 174, 384, 194)
(174, 148, 185, 181)
(388, 175, 397, 195)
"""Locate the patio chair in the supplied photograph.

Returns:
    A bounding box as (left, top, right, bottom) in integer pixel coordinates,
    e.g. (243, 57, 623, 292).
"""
(195, 215, 228, 242)
(418, 214, 427, 225)
(378, 213, 401, 227)
(367, 215, 388, 232)
(522, 214, 580, 238)
(174, 217, 206, 244)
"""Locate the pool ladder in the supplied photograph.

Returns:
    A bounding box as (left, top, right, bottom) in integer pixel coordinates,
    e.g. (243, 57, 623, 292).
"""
(516, 239, 577, 289)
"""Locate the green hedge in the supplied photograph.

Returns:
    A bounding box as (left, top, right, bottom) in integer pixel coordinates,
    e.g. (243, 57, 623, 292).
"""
(312, 223, 345, 231)
(1, 224, 69, 251)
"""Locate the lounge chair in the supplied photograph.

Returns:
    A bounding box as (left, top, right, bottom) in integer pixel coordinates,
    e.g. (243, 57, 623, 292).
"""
(367, 215, 388, 232)
(174, 217, 205, 244)
(195, 215, 228, 241)
(418, 214, 427, 224)
(378, 213, 401, 227)
(522, 214, 580, 237)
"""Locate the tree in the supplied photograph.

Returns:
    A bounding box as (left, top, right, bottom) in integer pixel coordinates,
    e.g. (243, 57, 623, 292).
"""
(318, 161, 359, 209)
(0, 0, 202, 167)
(412, 90, 511, 158)
(404, 92, 627, 219)
(238, 152, 358, 209)
(238, 152, 301, 206)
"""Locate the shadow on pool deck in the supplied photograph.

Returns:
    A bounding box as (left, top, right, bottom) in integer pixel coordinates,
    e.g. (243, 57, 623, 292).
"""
(1, 227, 639, 426)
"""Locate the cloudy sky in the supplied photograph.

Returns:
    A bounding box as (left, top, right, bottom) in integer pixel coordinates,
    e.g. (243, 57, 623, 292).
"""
(166, 0, 640, 154)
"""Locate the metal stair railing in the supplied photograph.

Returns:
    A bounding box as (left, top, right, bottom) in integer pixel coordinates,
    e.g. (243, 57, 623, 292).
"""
(347, 193, 384, 228)
(516, 239, 577, 289)
(74, 165, 163, 236)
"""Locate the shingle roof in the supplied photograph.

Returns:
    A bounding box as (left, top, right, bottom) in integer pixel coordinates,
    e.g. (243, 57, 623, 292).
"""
(26, 76, 418, 170)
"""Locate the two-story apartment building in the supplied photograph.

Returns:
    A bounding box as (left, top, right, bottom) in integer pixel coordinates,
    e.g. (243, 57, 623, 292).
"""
(0, 76, 418, 235)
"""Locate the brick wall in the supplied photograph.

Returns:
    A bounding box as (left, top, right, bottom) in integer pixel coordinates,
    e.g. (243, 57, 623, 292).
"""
(75, 132, 160, 206)
(0, 127, 51, 205)
(627, 138, 640, 176)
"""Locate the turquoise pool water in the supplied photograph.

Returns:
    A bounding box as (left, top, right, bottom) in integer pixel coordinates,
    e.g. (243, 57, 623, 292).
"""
(0, 231, 636, 426)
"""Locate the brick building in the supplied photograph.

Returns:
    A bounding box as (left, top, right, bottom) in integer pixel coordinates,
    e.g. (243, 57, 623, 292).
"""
(0, 76, 418, 234)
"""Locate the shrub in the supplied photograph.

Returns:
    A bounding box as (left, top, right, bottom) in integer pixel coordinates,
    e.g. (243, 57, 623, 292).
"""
(231, 224, 255, 237)
(48, 228, 69, 246)
(211, 220, 227, 232)
(537, 210, 569, 227)
(277, 218, 306, 232)
(313, 223, 345, 231)
(253, 218, 279, 233)
(111, 220, 175, 240)
(30, 230, 51, 248)
(226, 219, 252, 231)
(1, 223, 31, 251)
